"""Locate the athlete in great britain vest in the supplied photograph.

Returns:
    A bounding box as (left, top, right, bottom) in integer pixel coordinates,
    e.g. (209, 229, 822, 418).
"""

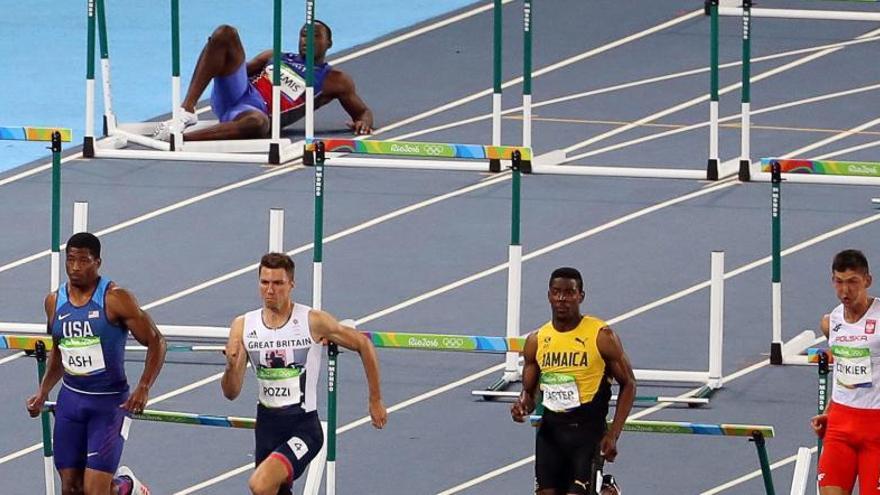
(243, 303, 322, 411)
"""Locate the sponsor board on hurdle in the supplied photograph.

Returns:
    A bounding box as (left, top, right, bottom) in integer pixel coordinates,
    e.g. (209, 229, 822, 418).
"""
(304, 138, 531, 172)
(751, 158, 880, 186)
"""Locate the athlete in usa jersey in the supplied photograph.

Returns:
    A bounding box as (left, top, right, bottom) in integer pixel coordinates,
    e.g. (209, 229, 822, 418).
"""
(26, 232, 166, 495)
(221, 252, 386, 495)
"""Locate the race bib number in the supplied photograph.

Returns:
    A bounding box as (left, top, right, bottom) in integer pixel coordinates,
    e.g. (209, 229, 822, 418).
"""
(540, 373, 581, 412)
(833, 345, 873, 389)
(257, 367, 302, 408)
(58, 336, 106, 376)
(262, 64, 306, 103)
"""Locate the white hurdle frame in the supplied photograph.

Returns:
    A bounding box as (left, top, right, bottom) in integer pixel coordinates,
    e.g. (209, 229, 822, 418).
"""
(634, 250, 724, 390)
(473, 250, 727, 399)
(82, 0, 303, 165)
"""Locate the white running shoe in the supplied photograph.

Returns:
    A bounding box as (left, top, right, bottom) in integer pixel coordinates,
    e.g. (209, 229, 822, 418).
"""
(115, 465, 151, 495)
(152, 108, 198, 142)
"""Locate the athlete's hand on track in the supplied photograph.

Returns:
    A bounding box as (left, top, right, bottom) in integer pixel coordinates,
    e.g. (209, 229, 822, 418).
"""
(121, 384, 150, 415)
(811, 414, 828, 439)
(347, 120, 372, 135)
(369, 398, 387, 429)
(26, 391, 47, 418)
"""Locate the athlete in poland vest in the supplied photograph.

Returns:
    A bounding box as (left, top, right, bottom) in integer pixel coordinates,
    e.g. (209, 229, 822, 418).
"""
(829, 298, 880, 409)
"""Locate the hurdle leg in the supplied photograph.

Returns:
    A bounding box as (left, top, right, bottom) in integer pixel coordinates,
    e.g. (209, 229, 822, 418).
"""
(96, 0, 117, 135)
(73, 201, 89, 234)
(751, 431, 776, 495)
(788, 447, 812, 495)
(301, 421, 328, 495)
(770, 161, 783, 364)
(707, 0, 720, 180)
(707, 250, 724, 390)
(34, 341, 56, 495)
(268, 209, 284, 252)
(738, 0, 753, 182)
(50, 132, 62, 293)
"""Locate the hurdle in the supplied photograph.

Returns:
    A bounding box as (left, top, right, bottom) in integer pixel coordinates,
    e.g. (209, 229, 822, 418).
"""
(528, 416, 779, 494)
(1, 125, 71, 495)
(713, 0, 880, 181)
(82, 0, 306, 164)
(758, 160, 873, 365)
(473, 250, 727, 402)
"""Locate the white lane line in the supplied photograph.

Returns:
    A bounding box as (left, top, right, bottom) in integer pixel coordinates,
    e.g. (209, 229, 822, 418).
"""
(0, 352, 26, 365)
(811, 138, 880, 160)
(566, 82, 880, 163)
(142, 172, 511, 310)
(375, 9, 703, 137)
(357, 180, 736, 325)
(331, 0, 515, 66)
(782, 115, 880, 159)
(0, 165, 301, 276)
(562, 26, 880, 160)
(700, 447, 817, 494)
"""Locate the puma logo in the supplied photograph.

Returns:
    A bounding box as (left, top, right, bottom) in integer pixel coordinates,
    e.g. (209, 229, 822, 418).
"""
(574, 337, 586, 347)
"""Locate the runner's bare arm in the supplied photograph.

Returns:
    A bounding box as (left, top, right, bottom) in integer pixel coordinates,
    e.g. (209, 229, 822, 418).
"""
(598, 326, 637, 462)
(310, 310, 386, 428)
(511, 332, 539, 422)
(107, 287, 167, 412)
(221, 316, 248, 400)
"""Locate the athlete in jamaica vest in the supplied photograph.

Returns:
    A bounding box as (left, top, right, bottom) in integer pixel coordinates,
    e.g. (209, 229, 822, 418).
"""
(221, 252, 386, 495)
(26, 232, 166, 495)
(512, 267, 636, 495)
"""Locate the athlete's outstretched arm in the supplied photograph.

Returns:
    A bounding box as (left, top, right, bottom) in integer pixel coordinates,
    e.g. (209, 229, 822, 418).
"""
(108, 287, 167, 414)
(324, 70, 373, 135)
(511, 332, 539, 422)
(26, 293, 64, 417)
(310, 310, 387, 428)
(221, 316, 248, 400)
(597, 326, 636, 462)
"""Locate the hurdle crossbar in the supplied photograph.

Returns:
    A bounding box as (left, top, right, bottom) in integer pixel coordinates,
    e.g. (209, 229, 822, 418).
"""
(305, 138, 530, 172)
(471, 390, 709, 405)
(750, 158, 880, 185)
(1, 323, 227, 340)
(719, 6, 880, 22)
(528, 415, 774, 437)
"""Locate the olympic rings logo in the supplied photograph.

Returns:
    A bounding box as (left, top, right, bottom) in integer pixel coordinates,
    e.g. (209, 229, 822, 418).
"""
(424, 145, 445, 156)
(441, 337, 465, 348)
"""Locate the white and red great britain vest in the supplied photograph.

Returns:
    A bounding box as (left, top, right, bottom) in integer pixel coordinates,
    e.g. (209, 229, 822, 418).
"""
(830, 298, 880, 409)
(243, 304, 323, 412)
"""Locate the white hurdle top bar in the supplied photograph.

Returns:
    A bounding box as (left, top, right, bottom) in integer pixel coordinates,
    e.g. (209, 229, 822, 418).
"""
(719, 6, 880, 22)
